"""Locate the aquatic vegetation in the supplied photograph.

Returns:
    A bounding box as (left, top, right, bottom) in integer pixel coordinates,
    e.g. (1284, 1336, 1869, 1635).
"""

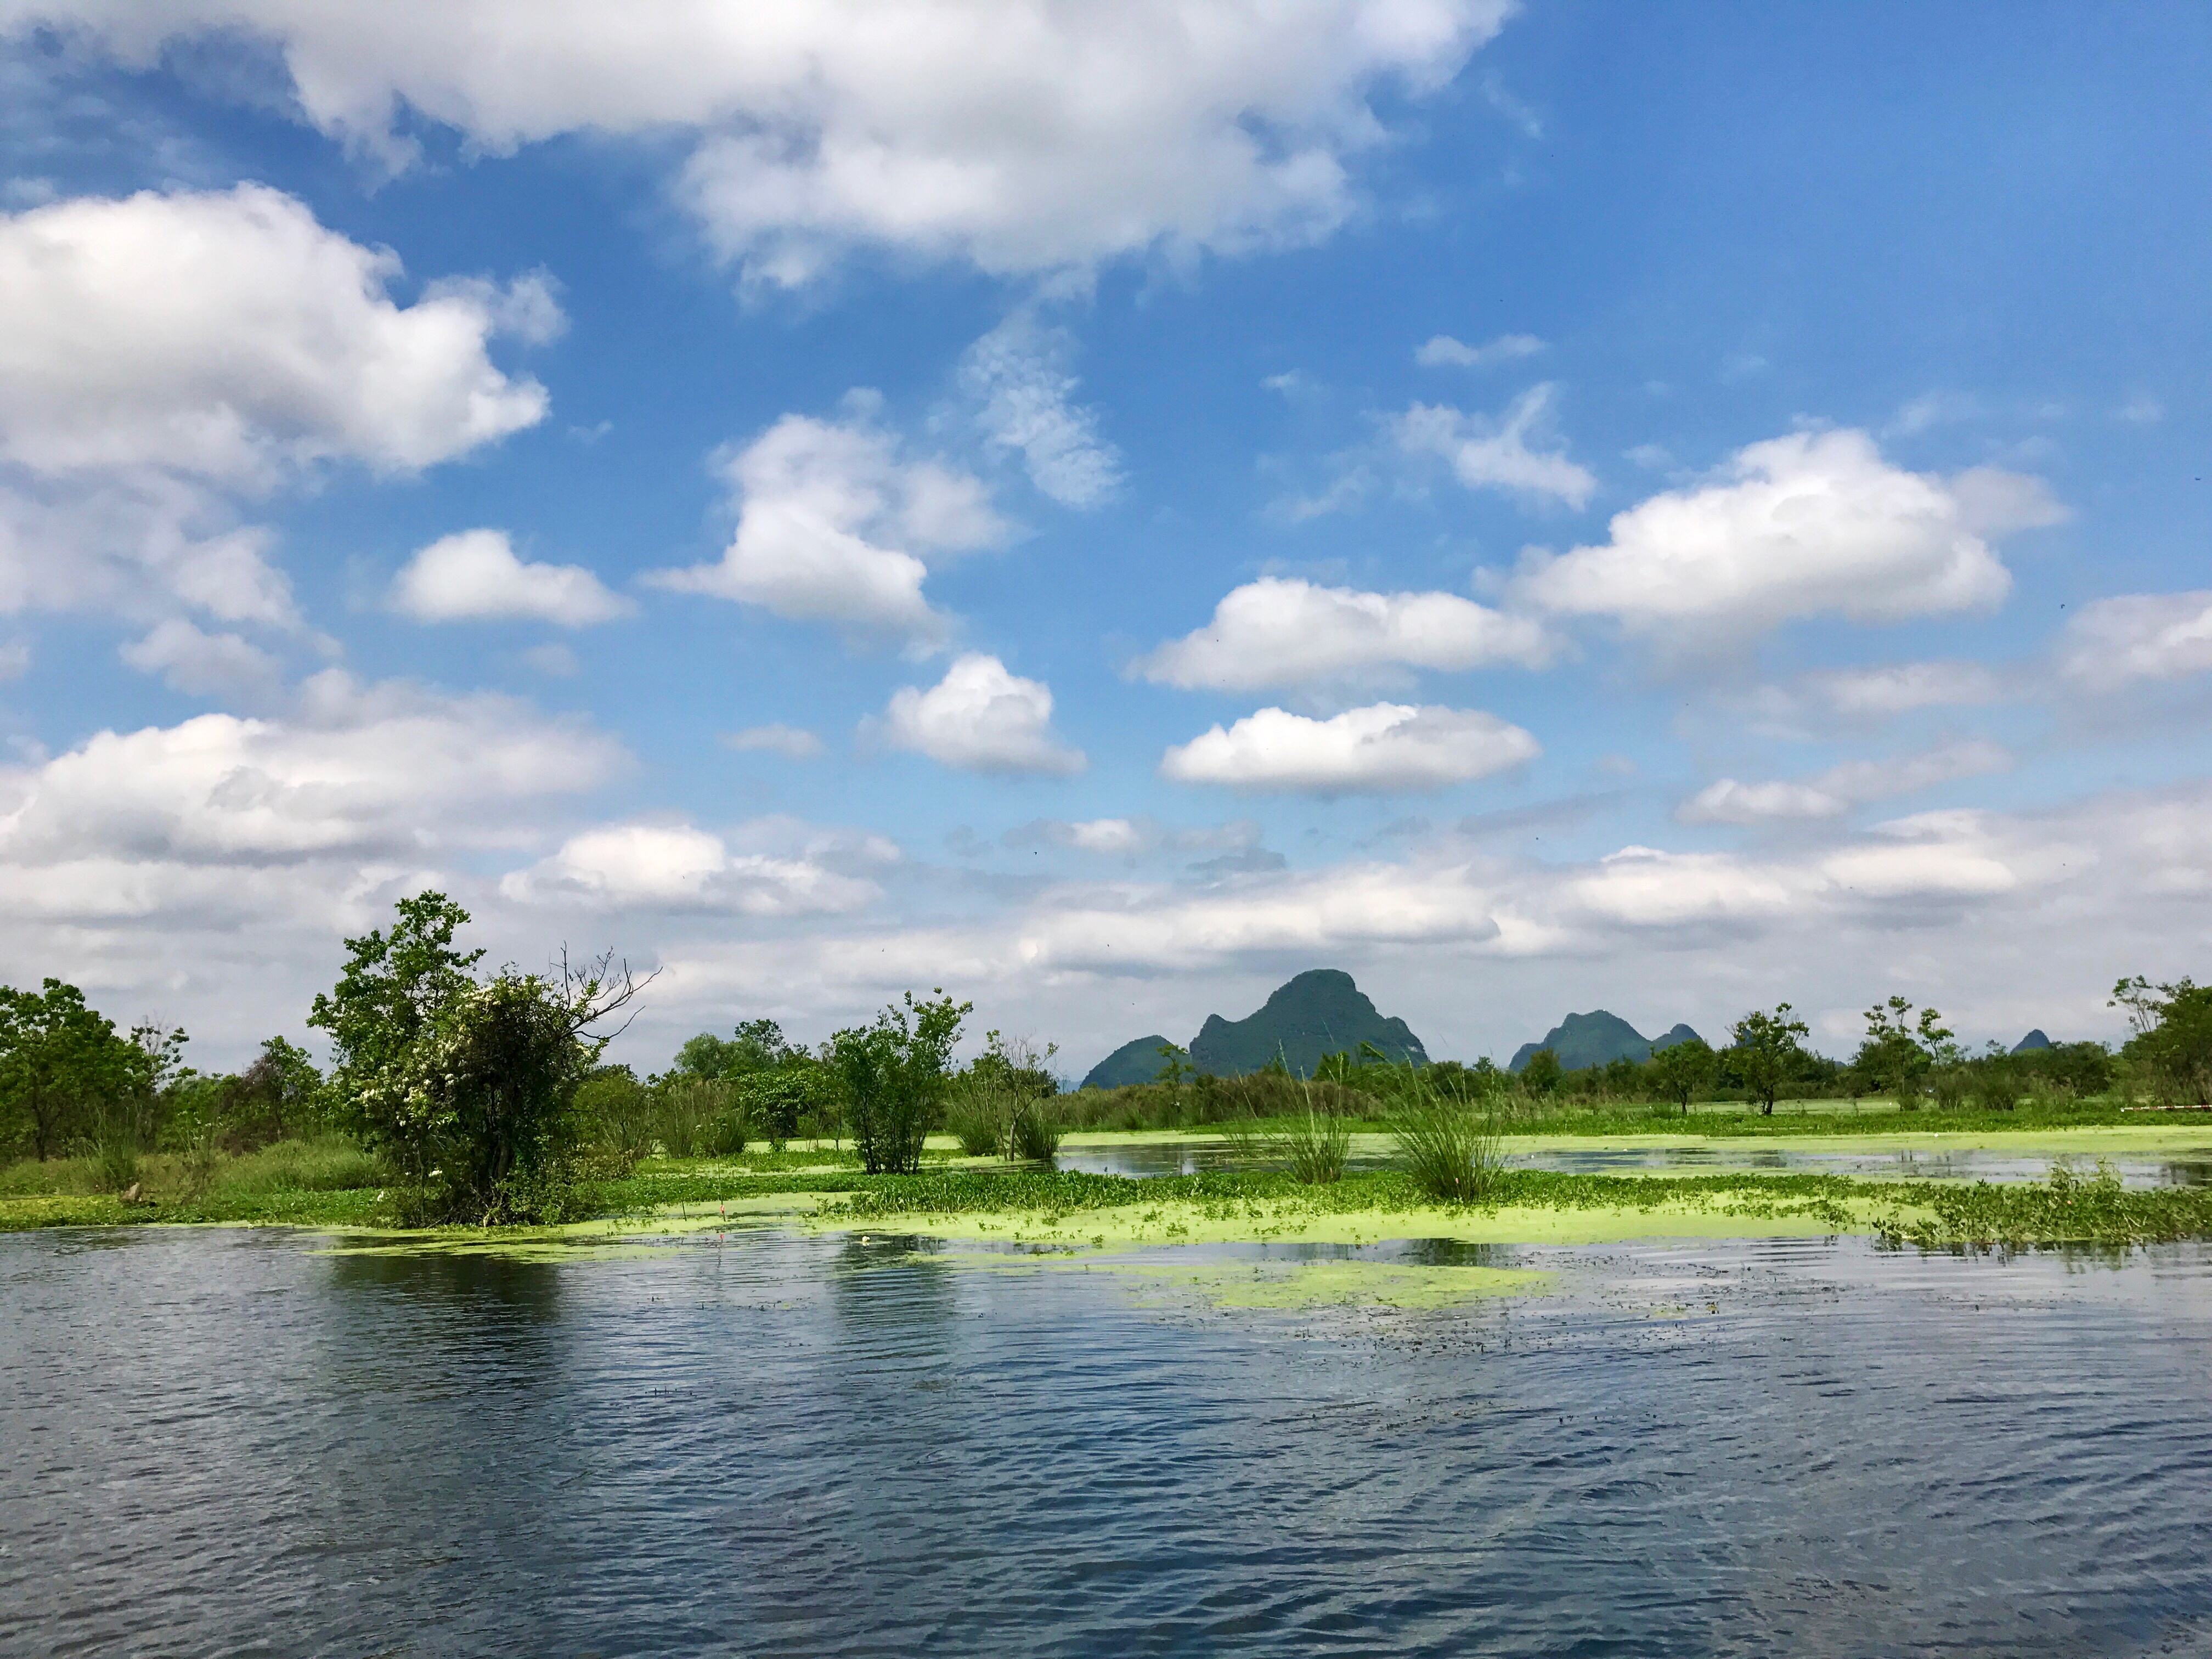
(1392, 1067, 1506, 1200)
(1879, 1159, 2212, 1249)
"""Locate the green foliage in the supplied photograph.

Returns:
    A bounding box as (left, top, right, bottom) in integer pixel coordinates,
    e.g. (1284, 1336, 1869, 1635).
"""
(307, 891, 483, 1086)
(1392, 1062, 1508, 1201)
(312, 894, 641, 1223)
(218, 1036, 326, 1149)
(1520, 1048, 1564, 1097)
(0, 979, 144, 1160)
(577, 1066, 657, 1172)
(1646, 1035, 1717, 1114)
(1152, 1041, 1195, 1087)
(2113, 975, 2212, 1104)
(1729, 1003, 1812, 1115)
(1009, 1096, 1063, 1163)
(1854, 995, 1952, 1109)
(830, 990, 969, 1175)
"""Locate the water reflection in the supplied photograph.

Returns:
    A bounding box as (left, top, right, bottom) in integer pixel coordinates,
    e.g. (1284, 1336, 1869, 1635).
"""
(8, 1226, 2212, 1656)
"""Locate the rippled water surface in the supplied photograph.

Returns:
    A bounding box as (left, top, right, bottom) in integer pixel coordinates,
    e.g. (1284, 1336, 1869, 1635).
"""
(8, 1223, 2212, 1657)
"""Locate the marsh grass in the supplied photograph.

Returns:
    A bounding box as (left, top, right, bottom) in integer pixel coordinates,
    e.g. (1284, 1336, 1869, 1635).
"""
(0, 1133, 381, 1204)
(1008, 1097, 1063, 1163)
(1391, 1066, 1506, 1202)
(944, 1072, 1013, 1156)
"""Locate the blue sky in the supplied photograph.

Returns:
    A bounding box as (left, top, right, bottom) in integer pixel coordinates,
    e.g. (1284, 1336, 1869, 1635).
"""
(2, 1, 2209, 1074)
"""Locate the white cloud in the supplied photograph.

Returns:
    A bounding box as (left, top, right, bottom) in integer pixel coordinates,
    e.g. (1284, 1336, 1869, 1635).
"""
(1136, 575, 1555, 692)
(500, 821, 879, 915)
(958, 314, 1121, 508)
(391, 528, 633, 627)
(0, 184, 552, 486)
(723, 724, 824, 759)
(2058, 591, 2212, 690)
(1677, 740, 2012, 825)
(647, 404, 1004, 648)
(877, 652, 1085, 776)
(1804, 660, 2006, 716)
(1394, 383, 1596, 508)
(0, 669, 627, 865)
(118, 618, 281, 698)
(1003, 815, 1263, 858)
(1414, 332, 1543, 368)
(1161, 702, 1539, 794)
(14, 1, 1512, 285)
(0, 184, 556, 627)
(1514, 428, 2062, 634)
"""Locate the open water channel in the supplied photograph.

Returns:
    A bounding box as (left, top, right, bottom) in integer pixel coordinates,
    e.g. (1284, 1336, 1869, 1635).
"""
(8, 1206, 2212, 1657)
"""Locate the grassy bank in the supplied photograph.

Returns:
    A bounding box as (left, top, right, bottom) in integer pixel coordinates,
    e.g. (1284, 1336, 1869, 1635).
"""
(10, 1132, 2212, 1250)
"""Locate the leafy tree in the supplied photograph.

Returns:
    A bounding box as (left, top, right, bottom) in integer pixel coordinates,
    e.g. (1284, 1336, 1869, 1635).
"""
(0, 979, 138, 1160)
(2113, 975, 2212, 1105)
(222, 1036, 325, 1148)
(312, 894, 642, 1221)
(308, 891, 484, 1091)
(1520, 1048, 1564, 1098)
(831, 991, 970, 1175)
(1153, 1041, 1195, 1088)
(1853, 996, 1952, 1109)
(1729, 1003, 1812, 1116)
(1647, 1036, 1717, 1115)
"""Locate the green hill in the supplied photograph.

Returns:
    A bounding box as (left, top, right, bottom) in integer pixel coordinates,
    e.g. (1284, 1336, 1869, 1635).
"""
(1187, 969, 1428, 1078)
(1079, 1035, 1173, 1091)
(1509, 1010, 1703, 1073)
(2012, 1028, 2053, 1054)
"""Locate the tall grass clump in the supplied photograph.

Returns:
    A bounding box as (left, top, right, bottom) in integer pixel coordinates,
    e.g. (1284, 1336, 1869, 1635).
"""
(1276, 1093, 1351, 1184)
(1391, 1065, 1506, 1202)
(944, 1068, 1013, 1156)
(1008, 1096, 1063, 1163)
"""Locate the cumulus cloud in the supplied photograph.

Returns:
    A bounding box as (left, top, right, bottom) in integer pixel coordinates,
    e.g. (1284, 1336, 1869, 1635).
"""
(1803, 660, 2006, 716)
(391, 528, 633, 627)
(0, 669, 628, 866)
(1161, 702, 1539, 794)
(0, 184, 552, 486)
(1393, 383, 1596, 507)
(877, 652, 1085, 776)
(1135, 575, 1555, 692)
(117, 618, 281, 698)
(1414, 332, 1543, 368)
(500, 820, 880, 915)
(958, 314, 1122, 508)
(1677, 740, 2012, 825)
(0, 184, 555, 626)
(647, 403, 1004, 648)
(723, 724, 824, 759)
(1002, 815, 1264, 858)
(10, 1, 1511, 284)
(1516, 429, 2062, 635)
(2057, 591, 2212, 690)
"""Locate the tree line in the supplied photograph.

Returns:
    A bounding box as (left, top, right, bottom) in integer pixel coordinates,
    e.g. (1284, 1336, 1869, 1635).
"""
(5, 888, 2211, 1222)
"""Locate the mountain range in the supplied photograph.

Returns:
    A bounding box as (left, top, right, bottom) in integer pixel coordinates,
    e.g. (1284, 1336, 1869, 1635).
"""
(1506, 1009, 1703, 1073)
(1079, 969, 1427, 1088)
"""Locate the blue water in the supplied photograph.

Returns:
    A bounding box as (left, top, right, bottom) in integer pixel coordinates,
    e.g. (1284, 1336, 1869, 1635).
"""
(7, 1224, 2212, 1656)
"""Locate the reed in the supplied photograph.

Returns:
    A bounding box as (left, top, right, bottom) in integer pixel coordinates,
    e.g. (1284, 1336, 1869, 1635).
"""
(1390, 1065, 1506, 1202)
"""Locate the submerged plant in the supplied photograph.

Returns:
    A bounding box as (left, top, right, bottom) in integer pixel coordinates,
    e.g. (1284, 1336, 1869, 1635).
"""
(1390, 1065, 1506, 1202)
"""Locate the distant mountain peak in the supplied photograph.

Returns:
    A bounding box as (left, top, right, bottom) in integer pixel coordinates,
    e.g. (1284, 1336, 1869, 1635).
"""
(1509, 1009, 1701, 1073)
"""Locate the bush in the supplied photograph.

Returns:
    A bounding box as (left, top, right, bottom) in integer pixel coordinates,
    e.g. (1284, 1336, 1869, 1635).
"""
(1973, 1059, 2023, 1112)
(944, 1073, 1009, 1156)
(1929, 1066, 1971, 1111)
(832, 992, 968, 1176)
(577, 1070, 657, 1173)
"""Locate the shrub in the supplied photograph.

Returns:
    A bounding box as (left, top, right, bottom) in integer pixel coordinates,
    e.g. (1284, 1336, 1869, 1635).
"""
(944, 1072, 1011, 1156)
(656, 1075, 728, 1158)
(1928, 1066, 1971, 1111)
(578, 1069, 657, 1172)
(1973, 1059, 2023, 1112)
(832, 991, 968, 1176)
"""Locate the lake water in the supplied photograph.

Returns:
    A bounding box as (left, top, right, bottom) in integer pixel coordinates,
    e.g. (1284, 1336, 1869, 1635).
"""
(8, 1223, 2212, 1657)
